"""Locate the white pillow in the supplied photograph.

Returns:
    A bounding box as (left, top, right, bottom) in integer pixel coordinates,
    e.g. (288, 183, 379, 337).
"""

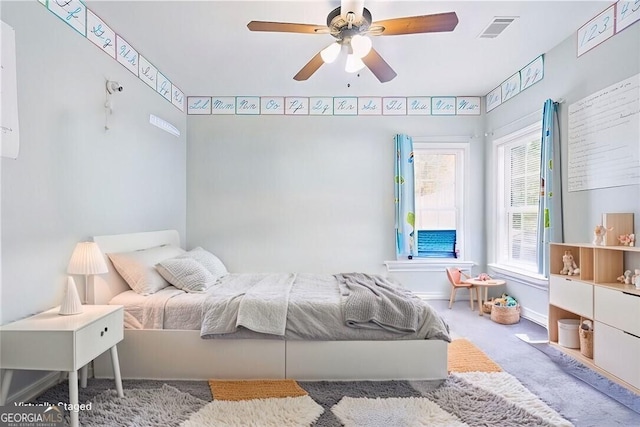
(108, 245, 185, 295)
(183, 247, 228, 280)
(156, 258, 215, 292)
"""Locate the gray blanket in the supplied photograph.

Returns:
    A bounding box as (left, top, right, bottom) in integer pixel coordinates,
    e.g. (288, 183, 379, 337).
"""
(200, 273, 295, 337)
(335, 272, 422, 334)
(195, 273, 450, 342)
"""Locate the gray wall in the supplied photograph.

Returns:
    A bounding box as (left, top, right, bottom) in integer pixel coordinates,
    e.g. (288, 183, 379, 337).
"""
(1, 2, 187, 396)
(187, 115, 485, 278)
(484, 23, 640, 320)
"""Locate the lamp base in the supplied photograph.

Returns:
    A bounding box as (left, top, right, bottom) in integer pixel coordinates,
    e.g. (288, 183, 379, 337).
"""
(59, 276, 83, 316)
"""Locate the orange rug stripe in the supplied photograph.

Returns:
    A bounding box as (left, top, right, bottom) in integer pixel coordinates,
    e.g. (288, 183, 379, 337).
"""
(448, 338, 503, 373)
(208, 379, 308, 401)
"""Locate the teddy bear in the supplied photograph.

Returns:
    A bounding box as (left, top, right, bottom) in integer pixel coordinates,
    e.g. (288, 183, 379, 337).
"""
(560, 250, 580, 276)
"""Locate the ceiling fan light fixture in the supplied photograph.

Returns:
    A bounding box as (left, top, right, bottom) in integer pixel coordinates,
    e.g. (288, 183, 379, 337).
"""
(345, 53, 365, 73)
(320, 42, 341, 64)
(350, 34, 372, 58)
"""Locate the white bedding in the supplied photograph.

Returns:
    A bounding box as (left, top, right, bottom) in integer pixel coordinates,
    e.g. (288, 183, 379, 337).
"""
(110, 273, 451, 342)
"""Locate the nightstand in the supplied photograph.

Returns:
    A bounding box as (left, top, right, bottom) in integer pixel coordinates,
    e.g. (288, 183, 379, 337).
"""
(0, 305, 124, 427)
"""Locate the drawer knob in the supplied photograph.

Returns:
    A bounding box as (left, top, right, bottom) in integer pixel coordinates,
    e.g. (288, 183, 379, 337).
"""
(104, 327, 108, 332)
(100, 331, 104, 337)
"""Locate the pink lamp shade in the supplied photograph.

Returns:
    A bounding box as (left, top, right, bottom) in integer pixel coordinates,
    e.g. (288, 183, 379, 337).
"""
(67, 242, 108, 275)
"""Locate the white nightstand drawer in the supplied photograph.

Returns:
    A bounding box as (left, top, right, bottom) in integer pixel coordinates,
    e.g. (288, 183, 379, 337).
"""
(75, 308, 123, 368)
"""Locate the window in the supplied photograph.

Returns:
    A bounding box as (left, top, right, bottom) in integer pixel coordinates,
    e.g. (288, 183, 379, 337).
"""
(413, 140, 467, 259)
(494, 123, 542, 273)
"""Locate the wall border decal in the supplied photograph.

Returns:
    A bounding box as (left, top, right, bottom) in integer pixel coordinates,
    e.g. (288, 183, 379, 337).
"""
(186, 96, 481, 116)
(485, 54, 544, 113)
(39, 0, 184, 112)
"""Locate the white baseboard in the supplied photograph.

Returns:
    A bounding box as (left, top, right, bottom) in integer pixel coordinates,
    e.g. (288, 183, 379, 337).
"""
(520, 306, 548, 329)
(415, 292, 449, 300)
(4, 371, 61, 405)
(419, 294, 549, 330)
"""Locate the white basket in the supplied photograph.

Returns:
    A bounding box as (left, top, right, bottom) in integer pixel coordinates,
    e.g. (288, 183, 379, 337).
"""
(558, 319, 580, 349)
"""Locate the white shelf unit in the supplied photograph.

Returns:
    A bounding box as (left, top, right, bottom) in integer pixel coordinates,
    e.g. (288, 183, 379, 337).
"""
(549, 243, 640, 394)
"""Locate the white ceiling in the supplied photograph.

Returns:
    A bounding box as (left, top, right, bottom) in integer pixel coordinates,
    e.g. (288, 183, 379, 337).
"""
(85, 0, 613, 96)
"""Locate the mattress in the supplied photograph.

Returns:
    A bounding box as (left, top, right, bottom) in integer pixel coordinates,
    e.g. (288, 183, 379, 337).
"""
(110, 273, 451, 342)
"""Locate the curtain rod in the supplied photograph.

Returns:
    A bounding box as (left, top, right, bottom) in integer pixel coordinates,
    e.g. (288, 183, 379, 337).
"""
(486, 108, 542, 137)
(486, 98, 565, 137)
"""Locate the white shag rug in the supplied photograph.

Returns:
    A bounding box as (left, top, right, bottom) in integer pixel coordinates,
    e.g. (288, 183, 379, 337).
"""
(332, 396, 467, 427)
(330, 372, 573, 427)
(180, 395, 324, 427)
(454, 372, 573, 427)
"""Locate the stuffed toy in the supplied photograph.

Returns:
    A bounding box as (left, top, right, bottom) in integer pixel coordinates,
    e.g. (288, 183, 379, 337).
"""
(617, 270, 631, 283)
(593, 225, 613, 246)
(632, 269, 640, 288)
(560, 250, 580, 276)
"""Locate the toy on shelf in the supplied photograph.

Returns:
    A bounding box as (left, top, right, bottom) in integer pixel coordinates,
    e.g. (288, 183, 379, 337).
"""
(617, 270, 633, 285)
(560, 250, 580, 276)
(592, 225, 614, 246)
(617, 233, 636, 247)
(632, 269, 640, 288)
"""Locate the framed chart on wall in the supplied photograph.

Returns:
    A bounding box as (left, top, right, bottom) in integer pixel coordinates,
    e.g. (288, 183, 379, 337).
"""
(567, 73, 640, 192)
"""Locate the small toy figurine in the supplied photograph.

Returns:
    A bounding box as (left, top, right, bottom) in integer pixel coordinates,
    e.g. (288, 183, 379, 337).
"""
(560, 250, 580, 276)
(593, 225, 613, 246)
(632, 269, 640, 288)
(618, 234, 636, 246)
(477, 273, 491, 281)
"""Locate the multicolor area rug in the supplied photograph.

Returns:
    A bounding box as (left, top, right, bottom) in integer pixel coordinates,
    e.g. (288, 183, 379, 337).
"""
(32, 339, 573, 426)
(447, 338, 503, 373)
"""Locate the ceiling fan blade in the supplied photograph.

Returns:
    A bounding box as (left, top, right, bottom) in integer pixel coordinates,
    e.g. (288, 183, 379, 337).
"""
(293, 52, 324, 81)
(373, 11, 458, 36)
(247, 21, 326, 34)
(361, 48, 397, 83)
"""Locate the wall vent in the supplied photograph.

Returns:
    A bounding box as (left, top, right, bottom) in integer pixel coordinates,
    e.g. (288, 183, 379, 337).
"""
(478, 16, 517, 39)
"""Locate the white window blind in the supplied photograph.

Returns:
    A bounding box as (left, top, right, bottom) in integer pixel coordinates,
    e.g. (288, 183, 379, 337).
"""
(413, 140, 467, 259)
(496, 124, 541, 272)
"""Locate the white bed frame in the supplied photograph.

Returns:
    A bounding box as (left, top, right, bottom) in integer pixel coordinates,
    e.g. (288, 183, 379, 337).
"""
(91, 230, 448, 381)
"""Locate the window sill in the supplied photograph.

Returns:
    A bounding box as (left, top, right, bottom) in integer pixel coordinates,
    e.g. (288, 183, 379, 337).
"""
(487, 263, 548, 288)
(385, 259, 475, 273)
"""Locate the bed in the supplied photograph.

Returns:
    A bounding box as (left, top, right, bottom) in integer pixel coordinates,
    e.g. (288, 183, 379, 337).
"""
(91, 230, 450, 381)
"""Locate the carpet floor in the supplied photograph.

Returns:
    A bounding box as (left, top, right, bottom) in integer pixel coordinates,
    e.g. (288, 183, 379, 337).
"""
(30, 338, 574, 426)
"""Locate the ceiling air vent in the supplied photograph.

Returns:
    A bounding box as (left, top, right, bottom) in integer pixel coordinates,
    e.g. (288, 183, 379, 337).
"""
(478, 16, 517, 39)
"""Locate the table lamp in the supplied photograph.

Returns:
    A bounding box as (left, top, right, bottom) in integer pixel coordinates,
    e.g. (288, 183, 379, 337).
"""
(63, 242, 109, 314)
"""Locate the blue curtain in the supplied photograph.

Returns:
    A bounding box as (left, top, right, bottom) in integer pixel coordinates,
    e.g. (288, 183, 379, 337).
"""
(537, 99, 563, 276)
(394, 134, 417, 259)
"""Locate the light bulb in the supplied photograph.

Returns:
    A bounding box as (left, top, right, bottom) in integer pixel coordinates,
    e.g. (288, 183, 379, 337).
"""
(345, 54, 365, 73)
(320, 43, 341, 64)
(350, 34, 372, 58)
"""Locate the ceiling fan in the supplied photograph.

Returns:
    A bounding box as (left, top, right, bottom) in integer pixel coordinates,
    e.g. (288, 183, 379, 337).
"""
(247, 0, 458, 83)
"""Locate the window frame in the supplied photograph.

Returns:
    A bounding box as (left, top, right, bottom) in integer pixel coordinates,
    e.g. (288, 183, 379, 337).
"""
(412, 137, 470, 262)
(492, 122, 542, 275)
